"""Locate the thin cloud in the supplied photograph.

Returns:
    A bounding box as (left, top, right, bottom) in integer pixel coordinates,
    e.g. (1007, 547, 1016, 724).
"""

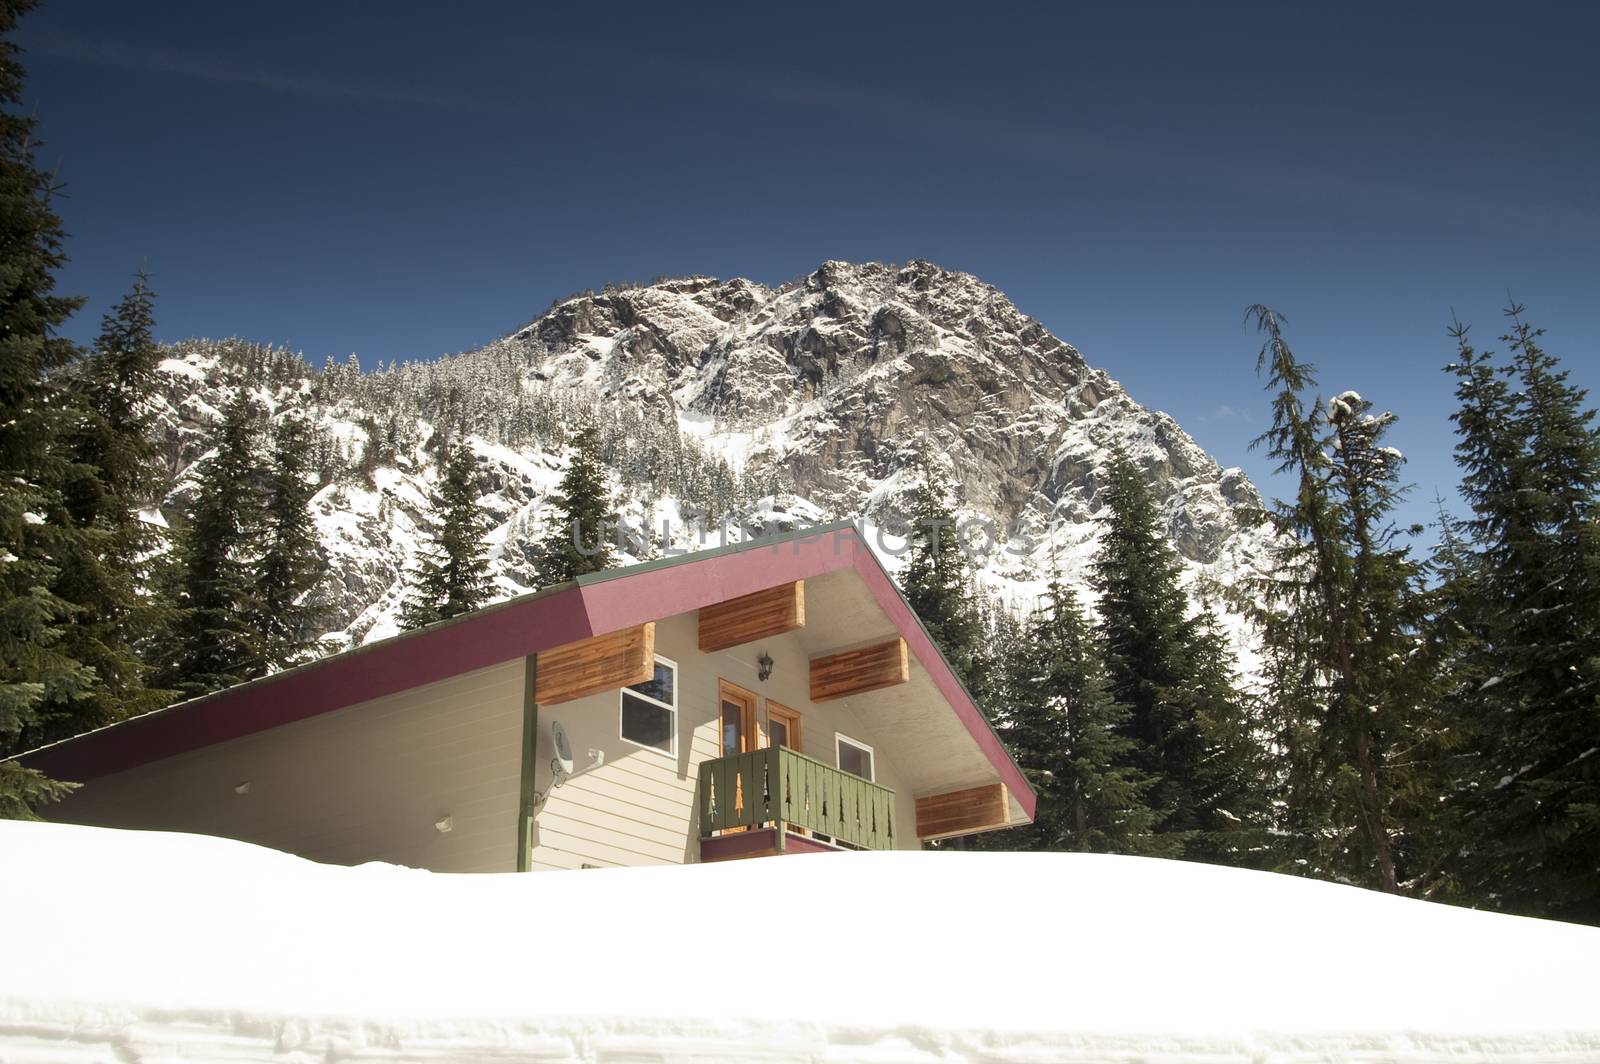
(24, 30, 536, 114)
(28, 29, 1600, 239)
(617, 49, 1600, 240)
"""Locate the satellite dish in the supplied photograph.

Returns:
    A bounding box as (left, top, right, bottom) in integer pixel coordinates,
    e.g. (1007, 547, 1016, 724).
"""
(550, 719, 575, 779)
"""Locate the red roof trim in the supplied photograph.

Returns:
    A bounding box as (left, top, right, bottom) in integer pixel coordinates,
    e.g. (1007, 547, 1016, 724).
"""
(577, 527, 861, 635)
(699, 827, 837, 860)
(21, 525, 1035, 819)
(849, 546, 1038, 820)
(22, 585, 598, 781)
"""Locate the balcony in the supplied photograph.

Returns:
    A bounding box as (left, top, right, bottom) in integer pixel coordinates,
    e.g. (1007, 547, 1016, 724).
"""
(697, 745, 897, 859)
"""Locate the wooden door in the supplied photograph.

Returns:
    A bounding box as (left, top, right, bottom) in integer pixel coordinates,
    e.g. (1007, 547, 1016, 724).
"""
(720, 680, 758, 755)
(719, 681, 759, 832)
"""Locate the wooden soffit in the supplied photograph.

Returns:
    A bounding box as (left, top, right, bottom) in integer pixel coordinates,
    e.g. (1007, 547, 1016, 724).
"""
(698, 580, 806, 652)
(535, 622, 655, 705)
(809, 637, 908, 703)
(915, 783, 1009, 840)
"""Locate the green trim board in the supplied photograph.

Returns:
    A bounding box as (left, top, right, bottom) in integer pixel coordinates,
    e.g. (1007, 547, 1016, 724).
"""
(517, 653, 538, 873)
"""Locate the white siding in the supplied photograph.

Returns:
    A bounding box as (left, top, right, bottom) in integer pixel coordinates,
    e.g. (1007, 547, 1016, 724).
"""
(531, 613, 921, 870)
(48, 659, 526, 873)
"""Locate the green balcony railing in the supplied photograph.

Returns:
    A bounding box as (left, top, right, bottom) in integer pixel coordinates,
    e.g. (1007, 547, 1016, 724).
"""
(698, 745, 896, 851)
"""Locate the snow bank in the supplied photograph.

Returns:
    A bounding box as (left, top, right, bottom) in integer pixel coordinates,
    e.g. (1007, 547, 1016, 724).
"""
(2, 821, 1597, 1062)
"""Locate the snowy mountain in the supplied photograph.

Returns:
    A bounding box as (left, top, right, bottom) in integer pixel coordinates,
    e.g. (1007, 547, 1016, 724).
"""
(145, 260, 1272, 658)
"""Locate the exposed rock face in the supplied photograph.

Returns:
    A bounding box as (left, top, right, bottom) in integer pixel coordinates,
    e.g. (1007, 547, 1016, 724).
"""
(146, 261, 1271, 659)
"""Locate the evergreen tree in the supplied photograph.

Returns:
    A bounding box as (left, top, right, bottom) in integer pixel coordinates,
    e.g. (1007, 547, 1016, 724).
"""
(401, 440, 492, 629)
(1089, 450, 1206, 850)
(42, 273, 173, 737)
(0, 0, 92, 817)
(982, 572, 1171, 855)
(1181, 601, 1276, 868)
(160, 396, 266, 697)
(532, 422, 616, 586)
(250, 414, 329, 669)
(1439, 307, 1600, 922)
(898, 443, 986, 692)
(1243, 306, 1428, 893)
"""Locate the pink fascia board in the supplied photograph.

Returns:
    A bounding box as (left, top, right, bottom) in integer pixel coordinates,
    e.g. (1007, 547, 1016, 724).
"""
(849, 547, 1039, 821)
(19, 527, 863, 783)
(699, 827, 837, 861)
(576, 524, 865, 633)
(21, 583, 597, 782)
(20, 522, 1036, 823)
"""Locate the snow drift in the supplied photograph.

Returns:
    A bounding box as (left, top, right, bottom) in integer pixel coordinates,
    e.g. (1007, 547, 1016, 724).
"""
(2, 821, 1597, 1062)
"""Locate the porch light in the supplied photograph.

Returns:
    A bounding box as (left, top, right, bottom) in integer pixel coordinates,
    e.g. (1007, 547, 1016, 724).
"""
(757, 652, 774, 682)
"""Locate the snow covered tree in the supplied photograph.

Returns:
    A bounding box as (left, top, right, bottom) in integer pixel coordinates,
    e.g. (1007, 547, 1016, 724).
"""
(1437, 306, 1600, 923)
(532, 422, 616, 586)
(0, 0, 93, 816)
(249, 414, 330, 669)
(160, 396, 267, 698)
(400, 440, 492, 629)
(1243, 305, 1428, 893)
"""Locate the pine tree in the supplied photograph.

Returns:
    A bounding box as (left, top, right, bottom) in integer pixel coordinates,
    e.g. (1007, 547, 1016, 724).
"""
(1243, 306, 1428, 893)
(160, 396, 266, 697)
(250, 414, 329, 669)
(0, 0, 93, 817)
(1440, 306, 1600, 922)
(898, 443, 986, 692)
(401, 440, 492, 629)
(532, 422, 616, 586)
(1089, 450, 1205, 850)
(982, 572, 1171, 855)
(1181, 601, 1275, 868)
(41, 273, 173, 737)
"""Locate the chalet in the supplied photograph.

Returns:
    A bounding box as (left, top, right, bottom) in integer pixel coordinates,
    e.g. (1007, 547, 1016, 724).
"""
(16, 522, 1035, 871)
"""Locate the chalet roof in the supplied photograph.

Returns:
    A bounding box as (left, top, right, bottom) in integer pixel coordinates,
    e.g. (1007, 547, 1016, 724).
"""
(15, 521, 1035, 820)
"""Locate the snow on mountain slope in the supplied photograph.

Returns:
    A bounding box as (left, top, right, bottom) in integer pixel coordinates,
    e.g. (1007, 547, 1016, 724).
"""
(143, 261, 1273, 657)
(3, 820, 1597, 1062)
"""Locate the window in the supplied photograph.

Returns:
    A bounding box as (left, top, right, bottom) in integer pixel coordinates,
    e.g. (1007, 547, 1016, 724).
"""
(836, 733, 875, 781)
(720, 681, 757, 755)
(620, 656, 676, 754)
(766, 702, 802, 751)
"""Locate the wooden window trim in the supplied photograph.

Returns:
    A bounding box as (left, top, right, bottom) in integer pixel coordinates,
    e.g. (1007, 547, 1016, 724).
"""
(764, 701, 803, 752)
(719, 679, 759, 755)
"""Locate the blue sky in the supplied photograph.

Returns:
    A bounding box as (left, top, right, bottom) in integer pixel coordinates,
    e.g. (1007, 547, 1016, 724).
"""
(17, 1, 1599, 535)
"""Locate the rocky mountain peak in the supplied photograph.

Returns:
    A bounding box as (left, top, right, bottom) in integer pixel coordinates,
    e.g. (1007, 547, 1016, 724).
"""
(146, 261, 1270, 660)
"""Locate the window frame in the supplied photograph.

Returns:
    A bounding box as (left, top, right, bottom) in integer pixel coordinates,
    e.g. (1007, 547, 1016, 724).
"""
(719, 679, 759, 756)
(619, 654, 678, 757)
(765, 701, 803, 752)
(835, 731, 875, 782)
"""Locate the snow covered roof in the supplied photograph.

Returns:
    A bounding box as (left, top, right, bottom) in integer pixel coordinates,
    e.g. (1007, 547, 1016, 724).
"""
(5, 820, 1597, 1059)
(13, 522, 1034, 819)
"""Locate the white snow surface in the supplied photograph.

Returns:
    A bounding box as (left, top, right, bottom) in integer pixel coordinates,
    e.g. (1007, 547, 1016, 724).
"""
(3, 822, 1598, 1062)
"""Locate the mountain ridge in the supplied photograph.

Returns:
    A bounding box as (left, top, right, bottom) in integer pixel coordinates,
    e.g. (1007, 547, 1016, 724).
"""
(143, 260, 1272, 664)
